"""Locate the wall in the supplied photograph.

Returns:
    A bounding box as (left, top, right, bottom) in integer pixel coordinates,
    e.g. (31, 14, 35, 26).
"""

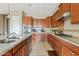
(63, 18, 79, 37)
(10, 11, 23, 35)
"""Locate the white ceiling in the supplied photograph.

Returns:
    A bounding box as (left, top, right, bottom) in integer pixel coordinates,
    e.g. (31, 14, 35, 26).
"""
(0, 3, 60, 19)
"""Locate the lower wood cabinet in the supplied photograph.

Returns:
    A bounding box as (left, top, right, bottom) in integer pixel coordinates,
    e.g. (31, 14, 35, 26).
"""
(3, 36, 32, 56)
(14, 48, 23, 56)
(47, 34, 79, 56)
(2, 50, 13, 56)
(62, 45, 79, 56)
(54, 40, 62, 56)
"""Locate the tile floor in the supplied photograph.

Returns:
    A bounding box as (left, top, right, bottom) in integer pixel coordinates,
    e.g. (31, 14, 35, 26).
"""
(29, 39, 53, 56)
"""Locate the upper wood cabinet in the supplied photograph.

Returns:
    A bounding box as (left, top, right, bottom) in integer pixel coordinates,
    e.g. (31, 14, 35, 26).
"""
(33, 19, 38, 28)
(41, 19, 45, 28)
(71, 3, 79, 24)
(33, 19, 42, 28)
(62, 3, 70, 12)
(59, 3, 70, 16)
(41, 18, 49, 28)
(23, 16, 33, 27)
(46, 16, 52, 28)
(37, 19, 42, 27)
(51, 3, 70, 27)
(51, 16, 57, 27)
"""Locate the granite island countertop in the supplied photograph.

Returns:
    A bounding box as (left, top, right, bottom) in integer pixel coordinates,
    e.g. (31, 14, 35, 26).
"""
(0, 34, 31, 56)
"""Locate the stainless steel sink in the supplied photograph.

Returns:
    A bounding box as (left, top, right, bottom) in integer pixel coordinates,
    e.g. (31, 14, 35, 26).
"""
(5, 40, 16, 43)
(8, 37, 20, 39)
(55, 34, 72, 38)
(0, 40, 16, 43)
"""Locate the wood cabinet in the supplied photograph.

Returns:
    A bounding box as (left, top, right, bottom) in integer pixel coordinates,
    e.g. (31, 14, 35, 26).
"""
(2, 50, 13, 56)
(46, 16, 52, 28)
(14, 47, 23, 56)
(33, 17, 51, 28)
(33, 19, 38, 28)
(33, 19, 42, 28)
(62, 3, 70, 12)
(58, 3, 70, 15)
(51, 3, 70, 27)
(51, 16, 57, 27)
(47, 34, 62, 56)
(47, 34, 53, 48)
(51, 6, 64, 27)
(71, 3, 79, 24)
(37, 19, 42, 27)
(54, 39, 62, 56)
(23, 16, 33, 28)
(3, 35, 32, 56)
(41, 19, 48, 28)
(41, 19, 45, 28)
(47, 34, 79, 56)
(58, 3, 79, 24)
(62, 45, 78, 56)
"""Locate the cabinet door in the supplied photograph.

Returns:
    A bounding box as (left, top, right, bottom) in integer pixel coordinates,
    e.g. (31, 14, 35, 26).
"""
(62, 45, 72, 56)
(14, 48, 22, 56)
(2, 50, 13, 56)
(63, 3, 70, 12)
(23, 16, 32, 25)
(33, 19, 38, 27)
(47, 34, 53, 47)
(46, 16, 52, 28)
(62, 45, 78, 56)
(71, 3, 79, 24)
(54, 39, 62, 56)
(37, 19, 42, 27)
(51, 16, 57, 27)
(21, 44, 27, 56)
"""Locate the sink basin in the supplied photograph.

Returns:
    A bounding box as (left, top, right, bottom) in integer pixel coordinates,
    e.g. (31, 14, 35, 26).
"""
(55, 34, 72, 38)
(6, 40, 16, 43)
(8, 37, 20, 39)
(0, 40, 16, 43)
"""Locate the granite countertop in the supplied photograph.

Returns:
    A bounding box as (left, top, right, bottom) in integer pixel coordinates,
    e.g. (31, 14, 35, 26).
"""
(0, 34, 31, 56)
(49, 33, 79, 47)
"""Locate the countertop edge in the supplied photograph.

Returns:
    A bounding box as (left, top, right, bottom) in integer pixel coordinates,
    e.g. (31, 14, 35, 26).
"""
(48, 33, 79, 47)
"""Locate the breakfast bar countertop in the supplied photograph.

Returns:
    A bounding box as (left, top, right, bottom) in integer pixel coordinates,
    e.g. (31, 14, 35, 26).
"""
(0, 34, 31, 56)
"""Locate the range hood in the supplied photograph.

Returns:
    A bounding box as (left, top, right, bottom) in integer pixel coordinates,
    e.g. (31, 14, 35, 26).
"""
(56, 12, 70, 21)
(56, 16, 64, 21)
(63, 12, 70, 17)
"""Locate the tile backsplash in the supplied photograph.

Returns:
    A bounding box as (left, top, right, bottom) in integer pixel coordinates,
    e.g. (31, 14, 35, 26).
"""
(63, 18, 79, 37)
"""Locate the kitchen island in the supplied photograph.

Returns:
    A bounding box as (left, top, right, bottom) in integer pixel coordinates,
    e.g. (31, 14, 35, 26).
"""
(0, 34, 32, 56)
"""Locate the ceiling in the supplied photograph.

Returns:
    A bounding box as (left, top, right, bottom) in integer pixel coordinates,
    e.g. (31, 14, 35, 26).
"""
(0, 3, 60, 19)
